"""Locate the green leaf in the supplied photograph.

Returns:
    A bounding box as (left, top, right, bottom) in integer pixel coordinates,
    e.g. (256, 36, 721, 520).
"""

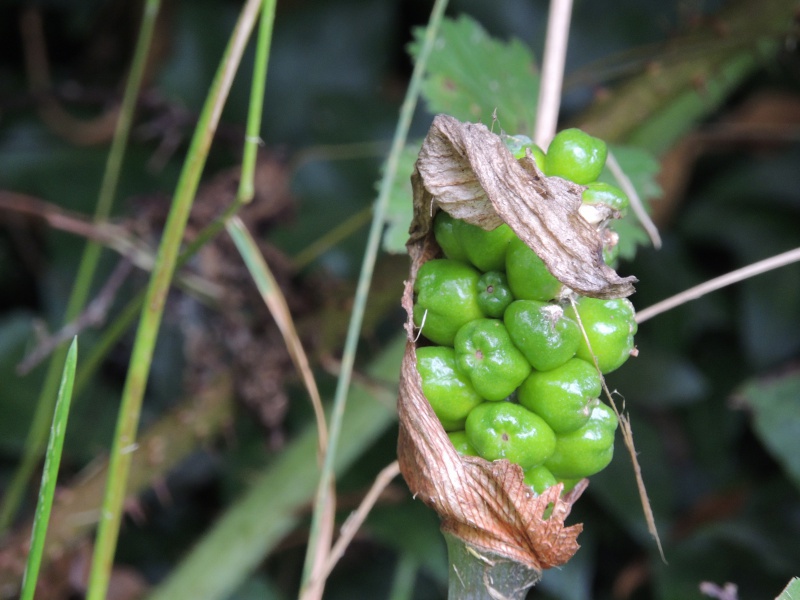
(777, 578, 800, 600)
(381, 143, 420, 254)
(736, 371, 800, 492)
(409, 14, 539, 135)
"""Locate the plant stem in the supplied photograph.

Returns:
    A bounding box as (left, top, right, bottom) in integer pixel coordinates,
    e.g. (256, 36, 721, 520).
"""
(534, 0, 573, 147)
(85, 2, 263, 597)
(19, 338, 77, 600)
(443, 531, 541, 600)
(298, 0, 449, 594)
(0, 0, 162, 532)
(636, 246, 800, 323)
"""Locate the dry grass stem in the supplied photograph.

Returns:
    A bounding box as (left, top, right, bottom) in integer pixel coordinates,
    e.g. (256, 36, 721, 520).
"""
(636, 246, 800, 323)
(534, 0, 573, 147)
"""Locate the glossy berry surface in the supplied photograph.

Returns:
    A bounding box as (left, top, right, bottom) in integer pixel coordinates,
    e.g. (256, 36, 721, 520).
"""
(503, 300, 580, 372)
(545, 128, 607, 185)
(582, 182, 630, 215)
(505, 237, 562, 301)
(413, 259, 483, 346)
(433, 211, 469, 261)
(523, 465, 557, 495)
(504, 134, 547, 169)
(456, 222, 516, 272)
(447, 430, 479, 457)
(476, 271, 514, 318)
(416, 346, 485, 431)
(567, 297, 637, 373)
(454, 319, 531, 401)
(517, 358, 601, 434)
(465, 402, 556, 470)
(545, 401, 618, 479)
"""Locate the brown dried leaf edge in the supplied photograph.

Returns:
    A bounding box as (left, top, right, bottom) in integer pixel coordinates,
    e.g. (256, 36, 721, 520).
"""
(398, 115, 637, 570)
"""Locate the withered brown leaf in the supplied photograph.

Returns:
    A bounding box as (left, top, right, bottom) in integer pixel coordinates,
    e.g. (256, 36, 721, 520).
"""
(410, 114, 636, 299)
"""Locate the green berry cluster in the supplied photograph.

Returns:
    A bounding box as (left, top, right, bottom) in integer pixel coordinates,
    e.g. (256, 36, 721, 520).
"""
(414, 128, 636, 496)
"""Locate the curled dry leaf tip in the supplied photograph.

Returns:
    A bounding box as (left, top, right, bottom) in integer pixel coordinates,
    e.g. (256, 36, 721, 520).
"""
(398, 115, 637, 572)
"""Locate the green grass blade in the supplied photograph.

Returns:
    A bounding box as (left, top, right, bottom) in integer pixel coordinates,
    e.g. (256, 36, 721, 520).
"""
(19, 337, 78, 600)
(146, 334, 405, 600)
(85, 2, 265, 598)
(226, 216, 327, 445)
(299, 0, 450, 592)
(238, 0, 276, 204)
(0, 0, 163, 532)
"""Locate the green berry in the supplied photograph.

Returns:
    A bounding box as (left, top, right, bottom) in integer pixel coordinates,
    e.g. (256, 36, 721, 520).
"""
(545, 401, 618, 479)
(517, 358, 601, 434)
(417, 347, 485, 431)
(503, 300, 580, 372)
(505, 134, 547, 168)
(477, 271, 514, 318)
(567, 297, 637, 373)
(447, 430, 479, 457)
(456, 222, 516, 272)
(433, 211, 469, 261)
(582, 182, 629, 215)
(454, 319, 531, 401)
(465, 402, 556, 470)
(413, 259, 483, 346)
(545, 128, 607, 185)
(557, 477, 583, 494)
(523, 465, 557, 495)
(505, 237, 562, 301)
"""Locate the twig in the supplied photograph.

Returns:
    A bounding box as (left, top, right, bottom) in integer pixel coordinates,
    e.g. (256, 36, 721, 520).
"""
(17, 260, 134, 375)
(534, 0, 573, 147)
(606, 151, 662, 249)
(317, 461, 402, 582)
(636, 246, 800, 323)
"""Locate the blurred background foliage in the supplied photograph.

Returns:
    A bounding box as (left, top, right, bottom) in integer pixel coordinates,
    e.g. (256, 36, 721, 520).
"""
(1, 0, 799, 599)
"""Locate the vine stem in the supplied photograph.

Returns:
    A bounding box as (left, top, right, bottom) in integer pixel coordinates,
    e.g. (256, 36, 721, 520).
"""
(298, 0, 449, 596)
(636, 246, 800, 323)
(534, 0, 573, 147)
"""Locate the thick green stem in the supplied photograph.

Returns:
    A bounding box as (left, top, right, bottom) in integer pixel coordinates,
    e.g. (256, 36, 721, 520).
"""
(444, 532, 542, 600)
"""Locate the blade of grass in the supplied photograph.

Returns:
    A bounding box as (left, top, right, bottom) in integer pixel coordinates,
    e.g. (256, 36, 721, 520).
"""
(226, 216, 327, 450)
(299, 0, 450, 595)
(86, 1, 264, 597)
(0, 372, 235, 595)
(0, 0, 162, 531)
(19, 337, 78, 600)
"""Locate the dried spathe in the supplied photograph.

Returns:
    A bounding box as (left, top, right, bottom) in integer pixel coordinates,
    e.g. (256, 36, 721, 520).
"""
(398, 114, 639, 570)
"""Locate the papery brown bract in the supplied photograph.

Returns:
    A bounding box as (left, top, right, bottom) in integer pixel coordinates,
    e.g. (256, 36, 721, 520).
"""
(396, 114, 638, 571)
